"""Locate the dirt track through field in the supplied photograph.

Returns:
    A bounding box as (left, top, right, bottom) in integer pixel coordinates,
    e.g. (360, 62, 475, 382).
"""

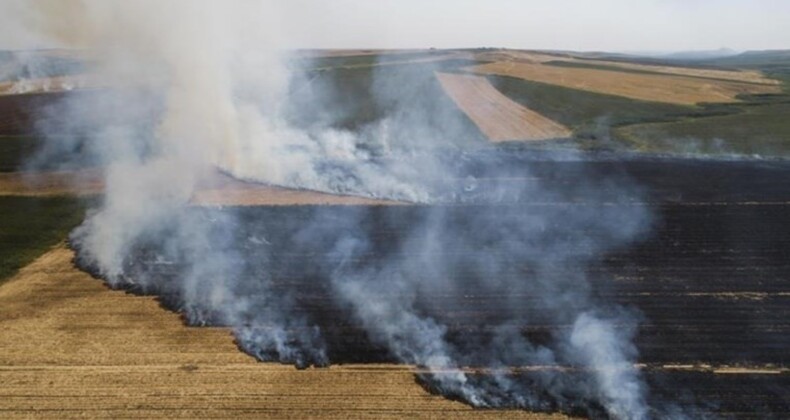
(0, 245, 563, 419)
(436, 72, 571, 142)
(470, 61, 781, 105)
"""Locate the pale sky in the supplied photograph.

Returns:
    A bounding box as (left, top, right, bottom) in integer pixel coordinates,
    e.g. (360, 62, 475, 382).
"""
(283, 0, 790, 51)
(2, 0, 788, 52)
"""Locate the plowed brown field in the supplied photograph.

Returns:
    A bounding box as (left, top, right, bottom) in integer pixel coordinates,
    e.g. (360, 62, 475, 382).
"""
(469, 61, 781, 105)
(436, 72, 571, 142)
(0, 245, 565, 419)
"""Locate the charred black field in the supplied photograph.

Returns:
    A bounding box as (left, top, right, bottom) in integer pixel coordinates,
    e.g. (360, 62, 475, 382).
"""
(72, 152, 790, 419)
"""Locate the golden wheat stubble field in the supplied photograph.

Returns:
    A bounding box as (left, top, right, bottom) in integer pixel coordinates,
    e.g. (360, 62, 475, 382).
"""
(0, 245, 569, 419)
(477, 49, 780, 86)
(436, 72, 571, 142)
(564, 58, 780, 86)
(469, 60, 781, 106)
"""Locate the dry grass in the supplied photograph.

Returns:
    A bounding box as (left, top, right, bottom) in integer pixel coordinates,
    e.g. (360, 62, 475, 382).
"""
(436, 72, 571, 142)
(469, 61, 782, 105)
(0, 245, 565, 419)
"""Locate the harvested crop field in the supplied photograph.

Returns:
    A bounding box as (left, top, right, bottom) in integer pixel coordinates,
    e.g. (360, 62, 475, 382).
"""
(436, 72, 571, 142)
(469, 61, 782, 105)
(562, 58, 780, 85)
(0, 245, 563, 419)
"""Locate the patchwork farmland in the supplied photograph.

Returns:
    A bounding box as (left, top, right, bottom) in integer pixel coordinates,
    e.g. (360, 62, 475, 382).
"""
(468, 60, 781, 105)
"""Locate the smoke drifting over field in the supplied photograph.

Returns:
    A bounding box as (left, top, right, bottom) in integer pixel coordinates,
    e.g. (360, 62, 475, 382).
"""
(7, 1, 669, 418)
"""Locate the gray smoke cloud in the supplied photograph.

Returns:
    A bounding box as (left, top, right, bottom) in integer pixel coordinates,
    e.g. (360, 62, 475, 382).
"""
(312, 173, 652, 417)
(3, 1, 675, 418)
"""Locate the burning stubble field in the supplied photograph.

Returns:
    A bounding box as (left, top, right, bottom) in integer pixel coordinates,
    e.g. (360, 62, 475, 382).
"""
(63, 152, 790, 419)
(1, 46, 790, 419)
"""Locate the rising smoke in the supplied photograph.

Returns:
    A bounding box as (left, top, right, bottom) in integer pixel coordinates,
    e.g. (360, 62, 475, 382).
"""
(6, 1, 671, 418)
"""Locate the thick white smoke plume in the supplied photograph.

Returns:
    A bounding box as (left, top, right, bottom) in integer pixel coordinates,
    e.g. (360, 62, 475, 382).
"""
(4, 1, 670, 418)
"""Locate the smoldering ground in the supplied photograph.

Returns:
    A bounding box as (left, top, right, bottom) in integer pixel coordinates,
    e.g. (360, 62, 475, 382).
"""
(5, 1, 689, 419)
